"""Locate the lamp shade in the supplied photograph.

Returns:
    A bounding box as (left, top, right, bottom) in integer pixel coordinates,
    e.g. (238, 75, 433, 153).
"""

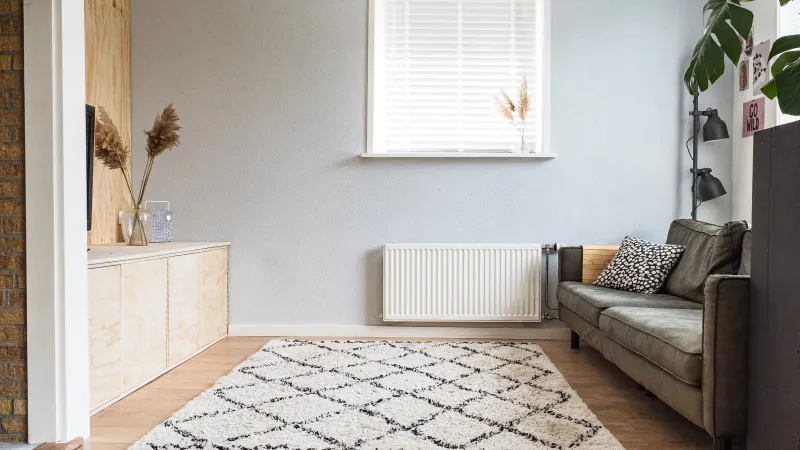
(703, 110, 730, 142)
(695, 169, 727, 201)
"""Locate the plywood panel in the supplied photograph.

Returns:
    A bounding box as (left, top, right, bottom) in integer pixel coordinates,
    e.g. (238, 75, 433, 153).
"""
(581, 245, 619, 284)
(88, 265, 123, 409)
(168, 253, 202, 365)
(86, 0, 132, 244)
(200, 249, 229, 346)
(122, 259, 168, 391)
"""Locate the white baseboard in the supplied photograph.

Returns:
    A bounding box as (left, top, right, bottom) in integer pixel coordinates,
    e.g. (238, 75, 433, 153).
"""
(228, 325, 570, 340)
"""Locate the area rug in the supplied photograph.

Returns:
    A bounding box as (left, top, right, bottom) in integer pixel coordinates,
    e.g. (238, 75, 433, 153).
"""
(130, 340, 624, 449)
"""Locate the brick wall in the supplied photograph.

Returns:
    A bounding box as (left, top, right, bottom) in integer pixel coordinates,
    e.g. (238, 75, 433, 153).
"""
(0, 0, 25, 442)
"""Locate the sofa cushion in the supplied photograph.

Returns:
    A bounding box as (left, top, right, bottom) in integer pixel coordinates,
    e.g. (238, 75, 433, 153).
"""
(664, 219, 749, 303)
(600, 307, 703, 385)
(739, 229, 752, 276)
(594, 236, 685, 294)
(557, 281, 701, 327)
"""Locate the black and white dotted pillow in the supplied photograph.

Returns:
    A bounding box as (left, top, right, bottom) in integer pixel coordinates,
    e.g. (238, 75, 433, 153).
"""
(594, 236, 685, 294)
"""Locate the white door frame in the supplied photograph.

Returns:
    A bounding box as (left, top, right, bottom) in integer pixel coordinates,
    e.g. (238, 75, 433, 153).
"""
(24, 0, 90, 443)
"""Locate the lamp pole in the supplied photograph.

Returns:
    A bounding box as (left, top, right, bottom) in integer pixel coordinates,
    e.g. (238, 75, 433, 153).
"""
(688, 82, 729, 219)
(691, 88, 700, 220)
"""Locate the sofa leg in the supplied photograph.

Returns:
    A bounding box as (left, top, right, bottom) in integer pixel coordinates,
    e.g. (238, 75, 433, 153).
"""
(570, 331, 579, 349)
(643, 389, 655, 398)
(713, 437, 731, 450)
(635, 383, 645, 391)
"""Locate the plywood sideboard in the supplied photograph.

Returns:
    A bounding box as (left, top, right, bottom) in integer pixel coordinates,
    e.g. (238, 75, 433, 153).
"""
(87, 242, 230, 414)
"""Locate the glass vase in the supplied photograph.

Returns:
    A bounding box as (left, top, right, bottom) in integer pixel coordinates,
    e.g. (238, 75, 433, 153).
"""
(515, 124, 531, 153)
(121, 207, 153, 246)
(519, 137, 532, 154)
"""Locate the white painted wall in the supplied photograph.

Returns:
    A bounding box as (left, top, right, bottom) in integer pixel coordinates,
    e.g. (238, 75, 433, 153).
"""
(24, 0, 90, 442)
(130, 0, 733, 327)
(732, 1, 779, 223)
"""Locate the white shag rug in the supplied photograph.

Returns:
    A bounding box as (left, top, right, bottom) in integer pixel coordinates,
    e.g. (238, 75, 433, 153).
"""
(130, 340, 624, 449)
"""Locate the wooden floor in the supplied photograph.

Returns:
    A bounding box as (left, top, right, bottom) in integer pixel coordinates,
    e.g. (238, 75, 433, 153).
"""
(85, 337, 712, 450)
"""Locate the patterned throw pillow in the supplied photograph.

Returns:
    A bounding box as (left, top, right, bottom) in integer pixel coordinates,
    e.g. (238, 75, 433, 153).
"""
(594, 236, 685, 294)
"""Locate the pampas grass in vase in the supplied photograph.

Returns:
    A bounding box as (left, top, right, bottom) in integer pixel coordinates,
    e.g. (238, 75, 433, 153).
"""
(95, 104, 181, 245)
(494, 75, 532, 153)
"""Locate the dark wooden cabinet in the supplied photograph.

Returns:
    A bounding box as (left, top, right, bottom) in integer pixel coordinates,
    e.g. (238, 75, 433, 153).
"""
(749, 120, 800, 450)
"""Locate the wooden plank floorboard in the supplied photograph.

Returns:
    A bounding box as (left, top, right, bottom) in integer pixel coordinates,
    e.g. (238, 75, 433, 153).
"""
(84, 337, 712, 450)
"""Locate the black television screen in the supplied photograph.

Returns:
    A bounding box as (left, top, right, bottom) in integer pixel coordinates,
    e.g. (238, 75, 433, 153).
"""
(86, 105, 95, 232)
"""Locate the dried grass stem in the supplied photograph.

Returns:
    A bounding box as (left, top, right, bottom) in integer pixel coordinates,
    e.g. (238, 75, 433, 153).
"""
(494, 75, 531, 147)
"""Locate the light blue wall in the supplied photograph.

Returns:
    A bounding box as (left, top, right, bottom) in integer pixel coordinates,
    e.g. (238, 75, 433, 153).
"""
(130, 0, 732, 326)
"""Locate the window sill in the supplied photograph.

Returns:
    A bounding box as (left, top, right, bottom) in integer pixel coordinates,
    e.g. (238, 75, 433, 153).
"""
(360, 152, 558, 159)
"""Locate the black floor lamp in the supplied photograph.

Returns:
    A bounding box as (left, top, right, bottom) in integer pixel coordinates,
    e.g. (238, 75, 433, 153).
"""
(689, 86, 730, 220)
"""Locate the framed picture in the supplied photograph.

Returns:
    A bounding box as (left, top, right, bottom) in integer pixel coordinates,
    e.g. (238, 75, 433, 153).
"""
(752, 40, 770, 94)
(743, 97, 766, 137)
(739, 59, 750, 91)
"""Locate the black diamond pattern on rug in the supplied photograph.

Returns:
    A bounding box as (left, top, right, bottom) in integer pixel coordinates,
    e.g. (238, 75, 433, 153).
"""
(130, 340, 624, 449)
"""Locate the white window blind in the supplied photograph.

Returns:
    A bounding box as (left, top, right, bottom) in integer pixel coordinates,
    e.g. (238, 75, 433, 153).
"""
(369, 0, 549, 155)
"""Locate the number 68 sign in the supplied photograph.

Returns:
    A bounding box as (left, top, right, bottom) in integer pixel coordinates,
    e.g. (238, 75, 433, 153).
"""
(742, 97, 765, 137)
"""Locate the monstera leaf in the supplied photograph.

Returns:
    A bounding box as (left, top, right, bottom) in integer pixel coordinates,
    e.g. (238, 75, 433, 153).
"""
(684, 0, 800, 115)
(684, 0, 754, 94)
(761, 7, 800, 115)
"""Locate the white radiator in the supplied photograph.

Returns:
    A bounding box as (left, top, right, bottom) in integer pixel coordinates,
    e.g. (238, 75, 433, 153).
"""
(382, 244, 542, 322)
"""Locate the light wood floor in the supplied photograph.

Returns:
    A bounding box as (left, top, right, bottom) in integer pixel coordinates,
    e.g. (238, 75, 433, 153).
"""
(85, 337, 712, 450)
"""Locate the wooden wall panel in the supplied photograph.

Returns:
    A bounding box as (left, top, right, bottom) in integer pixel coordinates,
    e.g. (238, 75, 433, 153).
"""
(86, 0, 132, 244)
(581, 245, 619, 284)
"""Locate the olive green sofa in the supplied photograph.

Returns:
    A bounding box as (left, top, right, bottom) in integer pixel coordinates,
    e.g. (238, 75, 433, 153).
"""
(557, 220, 751, 450)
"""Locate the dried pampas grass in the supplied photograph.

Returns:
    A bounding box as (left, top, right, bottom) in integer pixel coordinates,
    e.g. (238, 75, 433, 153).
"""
(145, 103, 182, 158)
(502, 91, 516, 113)
(495, 97, 515, 122)
(494, 75, 532, 150)
(494, 75, 530, 124)
(92, 103, 182, 211)
(95, 107, 129, 171)
(137, 103, 182, 207)
(519, 75, 529, 121)
(95, 107, 136, 203)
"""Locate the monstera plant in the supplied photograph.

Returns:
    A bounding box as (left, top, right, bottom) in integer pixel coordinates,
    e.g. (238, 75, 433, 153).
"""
(685, 0, 800, 115)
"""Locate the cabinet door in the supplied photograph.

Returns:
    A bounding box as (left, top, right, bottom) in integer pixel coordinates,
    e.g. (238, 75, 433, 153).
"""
(200, 248, 228, 346)
(168, 253, 202, 365)
(88, 265, 122, 410)
(122, 258, 168, 391)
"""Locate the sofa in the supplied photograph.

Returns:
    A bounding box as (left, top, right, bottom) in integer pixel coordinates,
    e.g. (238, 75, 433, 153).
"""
(557, 219, 751, 450)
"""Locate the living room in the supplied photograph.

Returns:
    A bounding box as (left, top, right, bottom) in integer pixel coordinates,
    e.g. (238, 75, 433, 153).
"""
(9, 0, 800, 449)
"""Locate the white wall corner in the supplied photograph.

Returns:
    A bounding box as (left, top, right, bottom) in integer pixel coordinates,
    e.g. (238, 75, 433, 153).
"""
(24, 0, 90, 443)
(731, 0, 780, 223)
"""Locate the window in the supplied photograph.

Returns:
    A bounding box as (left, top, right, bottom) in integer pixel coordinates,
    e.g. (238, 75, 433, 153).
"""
(367, 0, 551, 157)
